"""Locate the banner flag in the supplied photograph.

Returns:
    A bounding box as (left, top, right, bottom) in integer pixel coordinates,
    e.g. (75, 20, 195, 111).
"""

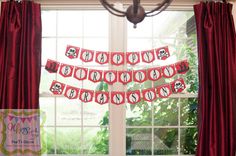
(79, 89, 94, 102)
(133, 69, 147, 83)
(147, 67, 162, 81)
(80, 48, 94, 62)
(157, 84, 172, 98)
(95, 51, 109, 65)
(45, 59, 60, 73)
(111, 91, 125, 105)
(142, 88, 157, 102)
(59, 63, 74, 77)
(111, 52, 125, 66)
(156, 46, 170, 60)
(141, 49, 155, 63)
(73, 66, 88, 80)
(171, 78, 186, 93)
(175, 60, 189, 74)
(65, 45, 80, 59)
(88, 69, 103, 83)
(126, 52, 140, 65)
(118, 70, 133, 84)
(162, 64, 176, 78)
(126, 90, 141, 104)
(50, 80, 66, 95)
(95, 91, 109, 105)
(64, 85, 80, 99)
(104, 70, 117, 84)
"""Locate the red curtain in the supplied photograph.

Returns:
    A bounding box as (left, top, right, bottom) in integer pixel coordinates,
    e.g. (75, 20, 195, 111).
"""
(194, 2, 236, 156)
(0, 1, 41, 109)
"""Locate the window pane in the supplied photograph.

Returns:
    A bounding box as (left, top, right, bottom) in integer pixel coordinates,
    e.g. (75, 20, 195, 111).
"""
(40, 68, 56, 94)
(128, 17, 152, 38)
(56, 128, 81, 154)
(41, 127, 55, 154)
(40, 97, 55, 126)
(56, 97, 82, 126)
(180, 128, 197, 155)
(42, 38, 56, 66)
(180, 98, 197, 126)
(83, 127, 109, 154)
(57, 11, 83, 37)
(126, 128, 152, 155)
(154, 98, 178, 126)
(42, 11, 56, 37)
(154, 128, 178, 155)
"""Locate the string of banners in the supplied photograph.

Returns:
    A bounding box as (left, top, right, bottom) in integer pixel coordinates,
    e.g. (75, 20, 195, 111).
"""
(64, 45, 171, 65)
(49, 78, 186, 105)
(45, 59, 189, 84)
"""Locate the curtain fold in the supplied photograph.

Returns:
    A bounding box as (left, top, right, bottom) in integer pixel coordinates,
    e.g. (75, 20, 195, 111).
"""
(194, 2, 236, 156)
(0, 1, 41, 109)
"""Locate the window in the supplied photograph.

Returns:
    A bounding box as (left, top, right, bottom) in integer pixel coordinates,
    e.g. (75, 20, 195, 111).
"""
(40, 6, 198, 156)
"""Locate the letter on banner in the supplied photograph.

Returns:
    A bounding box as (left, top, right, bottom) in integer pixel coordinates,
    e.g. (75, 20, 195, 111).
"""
(95, 51, 109, 65)
(126, 52, 140, 65)
(118, 71, 132, 84)
(141, 49, 155, 63)
(142, 88, 157, 102)
(64, 85, 80, 99)
(157, 84, 172, 98)
(156, 46, 170, 60)
(162, 64, 176, 78)
(104, 70, 117, 84)
(88, 69, 103, 83)
(111, 52, 125, 66)
(45, 59, 60, 73)
(50, 80, 66, 95)
(126, 90, 141, 104)
(133, 69, 147, 83)
(80, 48, 94, 62)
(175, 60, 189, 74)
(111, 92, 125, 105)
(59, 63, 74, 77)
(147, 67, 162, 81)
(73, 67, 88, 80)
(95, 91, 109, 105)
(65, 45, 80, 59)
(79, 89, 94, 102)
(171, 78, 186, 93)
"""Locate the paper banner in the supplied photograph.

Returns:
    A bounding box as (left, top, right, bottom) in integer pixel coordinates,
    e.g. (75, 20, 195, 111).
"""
(126, 52, 140, 65)
(118, 71, 132, 84)
(141, 49, 155, 63)
(133, 69, 147, 83)
(147, 67, 162, 81)
(79, 89, 94, 102)
(142, 88, 157, 102)
(126, 90, 141, 104)
(45, 59, 60, 73)
(171, 78, 186, 93)
(95, 91, 109, 105)
(80, 48, 94, 62)
(73, 67, 88, 80)
(104, 70, 117, 84)
(50, 80, 66, 95)
(88, 69, 103, 83)
(162, 64, 176, 78)
(95, 51, 109, 65)
(59, 63, 74, 77)
(64, 85, 80, 99)
(65, 45, 80, 59)
(111, 91, 125, 105)
(175, 60, 189, 74)
(111, 52, 125, 66)
(156, 46, 170, 60)
(157, 84, 172, 98)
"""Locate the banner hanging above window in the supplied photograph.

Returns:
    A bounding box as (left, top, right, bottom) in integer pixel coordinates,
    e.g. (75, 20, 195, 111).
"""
(64, 45, 171, 65)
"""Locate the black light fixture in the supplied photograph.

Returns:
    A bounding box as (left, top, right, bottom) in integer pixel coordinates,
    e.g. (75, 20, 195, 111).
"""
(100, 0, 173, 28)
